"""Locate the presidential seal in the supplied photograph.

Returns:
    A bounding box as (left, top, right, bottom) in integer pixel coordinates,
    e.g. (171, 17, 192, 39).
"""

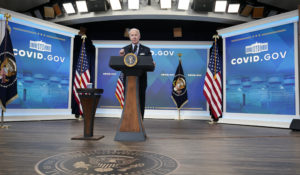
(35, 150, 178, 175)
(0, 53, 17, 87)
(124, 53, 138, 67)
(172, 75, 186, 96)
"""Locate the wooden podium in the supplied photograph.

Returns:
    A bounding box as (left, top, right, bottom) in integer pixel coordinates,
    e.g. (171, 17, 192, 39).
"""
(110, 55, 154, 141)
(71, 88, 104, 140)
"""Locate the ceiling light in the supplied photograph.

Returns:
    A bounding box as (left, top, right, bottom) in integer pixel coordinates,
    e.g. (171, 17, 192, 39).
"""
(178, 0, 190, 10)
(128, 0, 139, 10)
(227, 3, 240, 13)
(110, 0, 122, 10)
(160, 0, 171, 9)
(63, 3, 76, 14)
(76, 1, 88, 12)
(214, 0, 227, 12)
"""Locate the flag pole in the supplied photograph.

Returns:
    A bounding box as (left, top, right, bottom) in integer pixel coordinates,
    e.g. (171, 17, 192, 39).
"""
(212, 34, 219, 80)
(78, 35, 87, 87)
(0, 13, 12, 129)
(0, 110, 8, 129)
(77, 35, 87, 121)
(1, 110, 3, 128)
(178, 109, 181, 120)
(172, 52, 187, 120)
(209, 34, 220, 124)
(177, 53, 182, 120)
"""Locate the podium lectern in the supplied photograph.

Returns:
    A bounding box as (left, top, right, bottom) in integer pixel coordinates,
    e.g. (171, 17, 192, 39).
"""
(71, 88, 104, 140)
(110, 55, 154, 141)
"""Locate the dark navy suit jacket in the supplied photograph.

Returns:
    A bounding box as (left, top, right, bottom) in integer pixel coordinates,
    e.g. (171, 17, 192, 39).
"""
(122, 44, 152, 89)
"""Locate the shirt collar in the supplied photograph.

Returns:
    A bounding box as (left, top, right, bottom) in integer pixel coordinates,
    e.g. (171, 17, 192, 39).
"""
(132, 43, 140, 48)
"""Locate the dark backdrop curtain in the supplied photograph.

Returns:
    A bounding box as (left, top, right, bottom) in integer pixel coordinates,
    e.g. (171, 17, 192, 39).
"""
(71, 35, 95, 116)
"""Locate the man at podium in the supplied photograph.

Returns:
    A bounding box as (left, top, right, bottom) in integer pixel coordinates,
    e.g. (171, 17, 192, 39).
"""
(119, 28, 152, 120)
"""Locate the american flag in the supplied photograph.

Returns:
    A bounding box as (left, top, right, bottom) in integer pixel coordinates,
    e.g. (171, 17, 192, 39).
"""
(203, 40, 222, 120)
(115, 73, 125, 108)
(73, 38, 90, 114)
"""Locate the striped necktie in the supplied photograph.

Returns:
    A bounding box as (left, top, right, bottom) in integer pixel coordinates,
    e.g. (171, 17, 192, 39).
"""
(133, 44, 138, 54)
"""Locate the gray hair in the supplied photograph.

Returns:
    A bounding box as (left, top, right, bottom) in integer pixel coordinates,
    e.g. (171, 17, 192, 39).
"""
(129, 28, 141, 36)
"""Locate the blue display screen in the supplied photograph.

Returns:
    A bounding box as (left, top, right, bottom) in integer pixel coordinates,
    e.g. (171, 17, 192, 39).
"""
(97, 46, 208, 110)
(226, 23, 295, 114)
(8, 22, 71, 109)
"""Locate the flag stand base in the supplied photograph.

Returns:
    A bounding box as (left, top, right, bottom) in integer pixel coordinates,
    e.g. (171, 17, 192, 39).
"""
(208, 121, 217, 125)
(71, 135, 104, 140)
(0, 110, 9, 129)
(77, 115, 83, 121)
(176, 109, 184, 120)
(0, 125, 9, 129)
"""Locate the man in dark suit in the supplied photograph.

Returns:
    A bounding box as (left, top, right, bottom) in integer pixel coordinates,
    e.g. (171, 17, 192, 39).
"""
(119, 28, 153, 120)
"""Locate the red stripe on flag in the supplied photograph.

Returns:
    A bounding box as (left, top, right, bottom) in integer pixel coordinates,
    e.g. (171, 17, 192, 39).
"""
(73, 70, 90, 114)
(204, 70, 222, 119)
(115, 77, 124, 108)
(73, 40, 90, 116)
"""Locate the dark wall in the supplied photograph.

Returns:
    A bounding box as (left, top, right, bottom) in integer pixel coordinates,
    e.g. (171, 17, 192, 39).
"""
(70, 19, 232, 41)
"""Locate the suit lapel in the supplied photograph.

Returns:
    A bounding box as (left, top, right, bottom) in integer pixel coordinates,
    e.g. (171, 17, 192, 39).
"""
(138, 45, 142, 55)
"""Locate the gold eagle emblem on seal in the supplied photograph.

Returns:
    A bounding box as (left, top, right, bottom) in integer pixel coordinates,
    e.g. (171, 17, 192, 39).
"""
(124, 53, 138, 67)
(0, 57, 17, 84)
